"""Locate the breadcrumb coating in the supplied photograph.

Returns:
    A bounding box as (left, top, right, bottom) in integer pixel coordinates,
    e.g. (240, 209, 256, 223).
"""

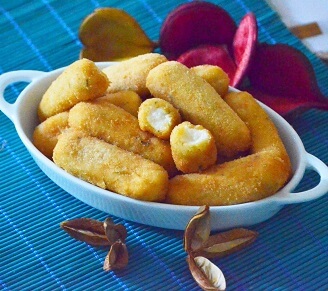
(190, 65, 230, 97)
(93, 91, 142, 117)
(102, 53, 167, 97)
(53, 129, 168, 202)
(33, 111, 69, 159)
(166, 91, 292, 205)
(38, 58, 109, 121)
(68, 101, 177, 176)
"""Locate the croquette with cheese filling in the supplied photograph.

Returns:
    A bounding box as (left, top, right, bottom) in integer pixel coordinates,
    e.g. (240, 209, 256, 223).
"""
(166, 91, 292, 206)
(138, 98, 181, 140)
(170, 121, 217, 173)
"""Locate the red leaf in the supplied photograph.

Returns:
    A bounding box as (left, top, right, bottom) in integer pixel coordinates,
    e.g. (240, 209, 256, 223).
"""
(160, 1, 236, 59)
(177, 45, 236, 81)
(231, 12, 258, 87)
(247, 43, 328, 116)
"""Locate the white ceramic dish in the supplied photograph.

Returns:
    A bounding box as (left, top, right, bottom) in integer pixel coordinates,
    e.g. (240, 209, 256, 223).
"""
(1, 62, 328, 231)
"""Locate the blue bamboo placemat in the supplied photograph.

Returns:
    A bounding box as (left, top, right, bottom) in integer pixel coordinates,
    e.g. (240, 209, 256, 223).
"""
(0, 0, 327, 290)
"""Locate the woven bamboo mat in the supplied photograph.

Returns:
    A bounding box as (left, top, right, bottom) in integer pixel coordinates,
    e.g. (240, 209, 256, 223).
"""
(0, 1, 327, 290)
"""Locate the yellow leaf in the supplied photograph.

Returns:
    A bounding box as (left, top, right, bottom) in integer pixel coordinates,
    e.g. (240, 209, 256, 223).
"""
(79, 8, 157, 61)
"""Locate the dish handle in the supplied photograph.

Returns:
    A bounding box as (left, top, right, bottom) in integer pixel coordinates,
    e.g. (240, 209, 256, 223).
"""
(0, 70, 46, 122)
(274, 153, 328, 204)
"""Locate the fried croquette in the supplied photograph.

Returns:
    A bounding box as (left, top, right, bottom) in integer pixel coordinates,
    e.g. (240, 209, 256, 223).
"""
(33, 111, 69, 158)
(190, 65, 230, 97)
(68, 102, 177, 176)
(166, 91, 292, 206)
(53, 129, 168, 202)
(138, 98, 181, 140)
(93, 91, 142, 117)
(146, 61, 251, 157)
(38, 59, 109, 121)
(224, 91, 290, 157)
(102, 53, 167, 98)
(170, 121, 217, 173)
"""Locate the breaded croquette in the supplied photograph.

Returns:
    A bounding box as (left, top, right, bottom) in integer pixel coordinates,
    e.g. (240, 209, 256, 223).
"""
(138, 98, 181, 140)
(224, 91, 291, 161)
(68, 102, 177, 176)
(102, 53, 167, 98)
(38, 59, 109, 121)
(167, 151, 290, 205)
(190, 65, 230, 97)
(93, 91, 142, 117)
(53, 129, 168, 202)
(33, 111, 69, 158)
(146, 61, 251, 157)
(170, 121, 217, 173)
(166, 91, 292, 206)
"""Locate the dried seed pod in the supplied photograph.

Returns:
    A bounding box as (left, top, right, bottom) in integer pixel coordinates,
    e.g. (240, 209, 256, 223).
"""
(195, 228, 258, 258)
(60, 218, 110, 247)
(103, 241, 129, 271)
(184, 205, 210, 253)
(104, 217, 128, 244)
(187, 255, 226, 291)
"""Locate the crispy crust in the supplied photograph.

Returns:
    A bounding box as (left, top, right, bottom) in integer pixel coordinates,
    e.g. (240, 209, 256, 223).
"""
(53, 129, 168, 202)
(190, 65, 230, 97)
(166, 91, 292, 205)
(102, 53, 167, 97)
(38, 59, 109, 121)
(68, 101, 177, 176)
(33, 111, 69, 158)
(146, 61, 251, 157)
(94, 91, 142, 117)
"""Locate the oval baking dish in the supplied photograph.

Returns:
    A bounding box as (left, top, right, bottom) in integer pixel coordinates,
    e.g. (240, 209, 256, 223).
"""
(0, 63, 327, 230)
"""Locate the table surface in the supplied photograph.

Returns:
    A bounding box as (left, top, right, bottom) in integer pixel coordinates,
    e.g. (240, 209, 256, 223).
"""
(0, 1, 327, 290)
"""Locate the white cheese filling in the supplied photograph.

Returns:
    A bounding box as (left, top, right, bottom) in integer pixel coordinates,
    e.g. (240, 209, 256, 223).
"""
(182, 127, 210, 145)
(147, 108, 172, 131)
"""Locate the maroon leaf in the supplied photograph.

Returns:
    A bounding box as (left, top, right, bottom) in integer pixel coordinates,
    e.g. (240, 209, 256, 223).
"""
(247, 43, 328, 116)
(160, 1, 236, 59)
(177, 45, 237, 81)
(231, 12, 258, 87)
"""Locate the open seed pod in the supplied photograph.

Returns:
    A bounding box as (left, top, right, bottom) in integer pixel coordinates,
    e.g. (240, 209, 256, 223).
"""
(60, 218, 110, 247)
(104, 217, 127, 244)
(194, 228, 258, 258)
(103, 240, 129, 271)
(187, 255, 226, 291)
(184, 205, 211, 253)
